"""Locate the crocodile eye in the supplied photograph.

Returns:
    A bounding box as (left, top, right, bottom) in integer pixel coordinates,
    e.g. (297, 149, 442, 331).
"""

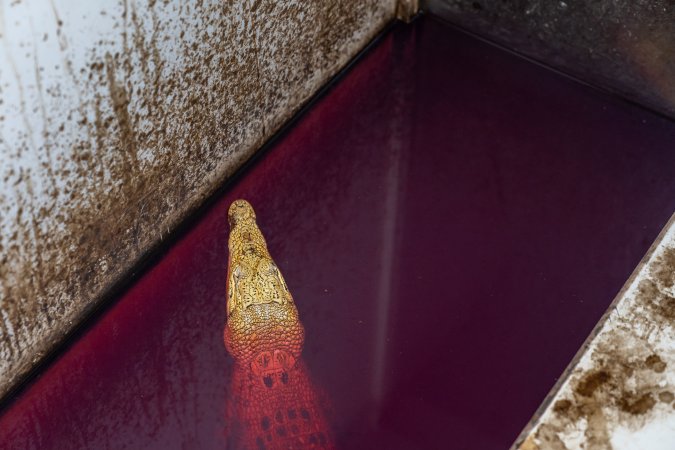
(263, 375, 273, 388)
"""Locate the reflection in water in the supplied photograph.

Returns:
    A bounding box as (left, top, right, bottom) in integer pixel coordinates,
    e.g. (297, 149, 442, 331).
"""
(224, 200, 333, 449)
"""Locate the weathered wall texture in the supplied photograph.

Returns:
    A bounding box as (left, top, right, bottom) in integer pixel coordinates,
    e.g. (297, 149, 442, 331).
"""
(0, 0, 397, 399)
(514, 213, 675, 450)
(425, 0, 675, 119)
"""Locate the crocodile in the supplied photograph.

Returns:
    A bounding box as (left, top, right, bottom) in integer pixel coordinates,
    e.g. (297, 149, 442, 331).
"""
(224, 200, 334, 450)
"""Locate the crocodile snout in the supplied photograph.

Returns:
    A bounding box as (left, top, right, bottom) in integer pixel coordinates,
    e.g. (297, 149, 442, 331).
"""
(224, 200, 305, 370)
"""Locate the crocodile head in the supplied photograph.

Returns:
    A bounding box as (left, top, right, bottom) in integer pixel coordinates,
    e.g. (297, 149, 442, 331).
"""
(224, 200, 305, 386)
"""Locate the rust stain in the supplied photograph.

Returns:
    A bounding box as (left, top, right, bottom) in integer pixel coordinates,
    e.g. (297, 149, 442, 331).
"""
(645, 354, 667, 373)
(638, 279, 675, 322)
(657, 391, 674, 404)
(575, 370, 611, 398)
(652, 247, 675, 289)
(618, 392, 656, 416)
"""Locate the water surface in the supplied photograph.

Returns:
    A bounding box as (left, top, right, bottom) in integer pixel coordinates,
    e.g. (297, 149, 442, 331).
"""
(2, 16, 675, 450)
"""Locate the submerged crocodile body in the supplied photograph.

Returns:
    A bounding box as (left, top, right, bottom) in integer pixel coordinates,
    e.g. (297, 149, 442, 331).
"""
(224, 200, 333, 450)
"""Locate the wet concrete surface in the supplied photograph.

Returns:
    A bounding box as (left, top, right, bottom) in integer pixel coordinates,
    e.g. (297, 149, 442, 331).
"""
(1, 16, 675, 449)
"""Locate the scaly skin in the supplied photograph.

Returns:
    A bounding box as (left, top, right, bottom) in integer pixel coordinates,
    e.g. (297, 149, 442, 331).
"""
(224, 200, 334, 450)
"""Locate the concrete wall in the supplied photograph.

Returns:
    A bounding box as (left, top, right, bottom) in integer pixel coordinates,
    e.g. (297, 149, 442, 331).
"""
(425, 0, 675, 119)
(0, 0, 397, 399)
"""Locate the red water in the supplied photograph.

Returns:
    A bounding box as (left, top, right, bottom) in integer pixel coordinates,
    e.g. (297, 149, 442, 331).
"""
(2, 16, 675, 450)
